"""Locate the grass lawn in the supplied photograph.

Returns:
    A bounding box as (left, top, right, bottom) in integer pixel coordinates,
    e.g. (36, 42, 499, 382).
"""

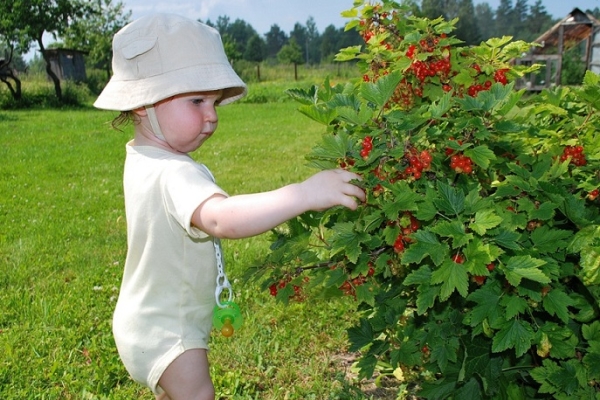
(0, 102, 389, 399)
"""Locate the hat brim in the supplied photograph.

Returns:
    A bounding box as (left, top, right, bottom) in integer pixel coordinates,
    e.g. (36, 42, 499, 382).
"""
(94, 62, 247, 111)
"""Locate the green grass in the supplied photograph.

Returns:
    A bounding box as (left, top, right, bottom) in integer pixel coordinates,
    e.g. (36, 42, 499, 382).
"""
(0, 100, 382, 399)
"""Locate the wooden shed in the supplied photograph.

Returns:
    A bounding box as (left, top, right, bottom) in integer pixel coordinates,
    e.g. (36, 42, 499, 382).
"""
(515, 8, 600, 90)
(45, 48, 88, 82)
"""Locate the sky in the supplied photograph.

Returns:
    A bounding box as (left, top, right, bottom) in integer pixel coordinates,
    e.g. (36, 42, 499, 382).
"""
(25, 0, 599, 60)
(120, 0, 599, 35)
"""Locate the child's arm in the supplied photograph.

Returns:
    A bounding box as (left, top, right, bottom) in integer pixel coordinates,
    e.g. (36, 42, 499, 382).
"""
(192, 169, 365, 239)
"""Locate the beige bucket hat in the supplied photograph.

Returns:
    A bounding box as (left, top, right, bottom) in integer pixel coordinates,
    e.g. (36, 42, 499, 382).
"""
(94, 13, 247, 111)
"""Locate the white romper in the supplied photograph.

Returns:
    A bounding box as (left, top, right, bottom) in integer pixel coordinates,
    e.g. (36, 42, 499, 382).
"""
(113, 143, 227, 393)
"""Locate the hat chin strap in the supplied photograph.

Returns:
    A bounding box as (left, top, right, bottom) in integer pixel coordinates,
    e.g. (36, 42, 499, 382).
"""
(145, 105, 166, 141)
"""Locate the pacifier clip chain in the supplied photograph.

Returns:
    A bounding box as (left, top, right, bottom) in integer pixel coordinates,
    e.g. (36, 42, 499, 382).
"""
(212, 238, 243, 337)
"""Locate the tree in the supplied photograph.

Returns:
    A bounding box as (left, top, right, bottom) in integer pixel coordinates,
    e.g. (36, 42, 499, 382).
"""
(62, 0, 131, 80)
(277, 37, 303, 79)
(224, 19, 258, 60)
(289, 23, 308, 64)
(495, 0, 514, 37)
(320, 24, 341, 61)
(475, 2, 496, 41)
(454, 0, 480, 45)
(264, 24, 287, 59)
(305, 16, 321, 64)
(244, 34, 265, 62)
(0, 0, 94, 100)
(526, 0, 554, 41)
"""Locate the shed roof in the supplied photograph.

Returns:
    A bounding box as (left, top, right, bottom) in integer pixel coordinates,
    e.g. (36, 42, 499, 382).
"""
(532, 8, 600, 53)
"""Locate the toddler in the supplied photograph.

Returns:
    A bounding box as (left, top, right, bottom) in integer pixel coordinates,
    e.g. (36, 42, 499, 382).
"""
(94, 13, 364, 400)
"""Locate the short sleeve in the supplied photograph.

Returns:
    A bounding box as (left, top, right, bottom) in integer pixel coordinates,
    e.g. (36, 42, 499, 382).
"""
(161, 161, 227, 238)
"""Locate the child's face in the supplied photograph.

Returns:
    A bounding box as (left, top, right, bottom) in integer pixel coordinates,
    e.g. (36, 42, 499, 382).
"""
(153, 90, 223, 153)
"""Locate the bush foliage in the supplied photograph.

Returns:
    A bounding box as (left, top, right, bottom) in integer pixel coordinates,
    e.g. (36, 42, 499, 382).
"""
(254, 1, 600, 398)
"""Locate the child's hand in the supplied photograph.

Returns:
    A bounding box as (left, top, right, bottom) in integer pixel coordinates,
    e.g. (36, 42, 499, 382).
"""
(300, 169, 365, 211)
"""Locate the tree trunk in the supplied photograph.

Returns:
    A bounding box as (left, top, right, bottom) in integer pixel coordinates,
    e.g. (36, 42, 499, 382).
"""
(0, 49, 22, 101)
(256, 63, 261, 81)
(294, 63, 298, 81)
(38, 36, 62, 101)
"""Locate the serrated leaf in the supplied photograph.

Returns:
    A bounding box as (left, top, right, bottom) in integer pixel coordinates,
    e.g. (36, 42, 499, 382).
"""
(583, 352, 600, 380)
(297, 104, 337, 125)
(419, 379, 456, 400)
(356, 282, 376, 306)
(542, 289, 575, 324)
(416, 284, 439, 314)
(464, 145, 496, 169)
(492, 229, 522, 250)
(492, 319, 534, 357)
(431, 260, 469, 300)
(402, 230, 449, 266)
(348, 318, 374, 352)
(500, 294, 529, 320)
(466, 284, 503, 326)
(453, 378, 482, 400)
(580, 247, 600, 285)
(404, 265, 432, 285)
(286, 86, 318, 105)
(435, 181, 465, 216)
(308, 131, 352, 160)
(360, 70, 402, 109)
(470, 209, 502, 235)
(335, 105, 373, 125)
(502, 255, 549, 286)
(430, 92, 453, 118)
(530, 202, 557, 221)
(329, 222, 369, 263)
(530, 226, 570, 254)
(431, 220, 472, 248)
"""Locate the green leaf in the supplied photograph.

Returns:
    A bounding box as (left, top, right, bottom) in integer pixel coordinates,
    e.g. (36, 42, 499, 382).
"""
(431, 259, 469, 300)
(464, 145, 496, 169)
(454, 378, 482, 400)
(308, 131, 352, 160)
(466, 284, 503, 327)
(297, 104, 337, 125)
(470, 209, 502, 235)
(356, 282, 376, 306)
(347, 318, 374, 352)
(402, 230, 449, 266)
(500, 294, 529, 320)
(491, 229, 522, 250)
(360, 70, 402, 109)
(530, 226, 571, 254)
(580, 247, 600, 285)
(583, 352, 600, 381)
(416, 284, 440, 314)
(329, 222, 370, 263)
(429, 92, 453, 119)
(404, 265, 432, 286)
(502, 255, 549, 286)
(430, 220, 473, 248)
(542, 289, 575, 324)
(492, 319, 534, 357)
(529, 202, 556, 221)
(434, 181, 465, 216)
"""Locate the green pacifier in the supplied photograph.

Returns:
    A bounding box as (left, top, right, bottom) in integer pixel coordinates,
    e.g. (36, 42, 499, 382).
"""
(213, 301, 243, 338)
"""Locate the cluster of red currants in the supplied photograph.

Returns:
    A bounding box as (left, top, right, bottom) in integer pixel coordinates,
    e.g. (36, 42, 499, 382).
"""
(560, 145, 587, 166)
(466, 65, 509, 97)
(403, 148, 432, 180)
(392, 212, 420, 253)
(339, 265, 375, 298)
(360, 136, 373, 159)
(588, 189, 599, 201)
(449, 154, 473, 174)
(269, 278, 305, 301)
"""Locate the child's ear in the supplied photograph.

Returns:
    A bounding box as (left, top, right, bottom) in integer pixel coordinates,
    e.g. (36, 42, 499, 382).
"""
(132, 107, 147, 117)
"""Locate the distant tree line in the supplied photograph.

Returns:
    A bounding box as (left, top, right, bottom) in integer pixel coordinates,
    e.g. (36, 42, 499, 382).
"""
(1, 0, 599, 102)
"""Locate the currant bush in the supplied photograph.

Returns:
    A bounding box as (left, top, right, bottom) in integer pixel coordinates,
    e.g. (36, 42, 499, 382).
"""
(256, 1, 600, 398)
